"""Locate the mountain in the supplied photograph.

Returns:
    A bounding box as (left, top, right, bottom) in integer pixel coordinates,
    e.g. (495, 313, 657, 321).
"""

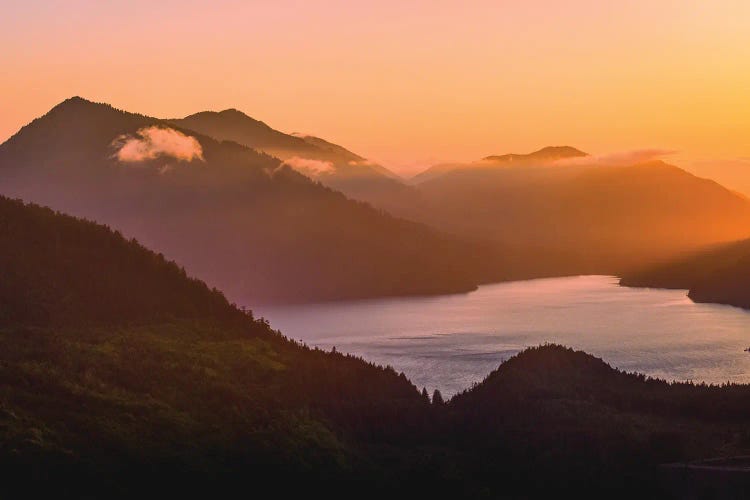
(0, 97, 495, 304)
(620, 238, 750, 309)
(396, 150, 750, 274)
(0, 196, 242, 326)
(447, 344, 750, 498)
(0, 194, 433, 497)
(482, 145, 587, 164)
(169, 108, 410, 205)
(409, 146, 587, 184)
(408, 161, 468, 185)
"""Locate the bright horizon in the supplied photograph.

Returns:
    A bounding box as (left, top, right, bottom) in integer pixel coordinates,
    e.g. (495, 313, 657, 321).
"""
(3, 0, 750, 183)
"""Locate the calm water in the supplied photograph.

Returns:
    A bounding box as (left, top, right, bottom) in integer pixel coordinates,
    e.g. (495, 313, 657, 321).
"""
(254, 276, 750, 396)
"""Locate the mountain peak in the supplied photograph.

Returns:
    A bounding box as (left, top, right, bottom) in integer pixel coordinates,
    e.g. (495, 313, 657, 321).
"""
(217, 108, 248, 117)
(50, 96, 101, 112)
(180, 109, 272, 132)
(44, 96, 144, 123)
(483, 145, 587, 164)
(532, 146, 587, 158)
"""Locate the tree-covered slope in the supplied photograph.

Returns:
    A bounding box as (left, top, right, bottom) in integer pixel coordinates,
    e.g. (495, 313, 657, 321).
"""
(621, 238, 750, 309)
(0, 195, 429, 497)
(0, 196, 242, 326)
(446, 345, 750, 497)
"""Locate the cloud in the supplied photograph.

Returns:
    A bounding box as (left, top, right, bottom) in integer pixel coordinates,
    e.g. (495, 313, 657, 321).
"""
(282, 156, 335, 177)
(554, 149, 676, 167)
(112, 126, 204, 163)
(348, 159, 374, 167)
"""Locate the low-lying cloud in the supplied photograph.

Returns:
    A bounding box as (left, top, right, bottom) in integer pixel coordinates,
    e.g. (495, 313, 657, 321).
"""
(554, 149, 676, 167)
(283, 157, 335, 177)
(348, 159, 375, 167)
(113, 126, 204, 163)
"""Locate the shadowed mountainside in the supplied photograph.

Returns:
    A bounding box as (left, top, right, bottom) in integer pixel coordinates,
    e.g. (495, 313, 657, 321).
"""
(0, 195, 432, 497)
(445, 344, 750, 497)
(0, 97, 501, 305)
(1, 200, 750, 497)
(169, 108, 411, 205)
(0, 196, 242, 326)
(395, 150, 750, 274)
(621, 238, 750, 309)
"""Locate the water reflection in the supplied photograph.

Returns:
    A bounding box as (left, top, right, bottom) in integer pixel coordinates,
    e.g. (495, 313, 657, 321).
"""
(254, 276, 750, 396)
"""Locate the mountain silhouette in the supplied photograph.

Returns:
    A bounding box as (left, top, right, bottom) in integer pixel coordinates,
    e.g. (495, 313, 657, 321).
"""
(409, 146, 587, 184)
(482, 145, 587, 163)
(169, 108, 410, 205)
(0, 193, 431, 497)
(395, 151, 750, 274)
(0, 97, 493, 304)
(0, 195, 242, 326)
(621, 237, 750, 309)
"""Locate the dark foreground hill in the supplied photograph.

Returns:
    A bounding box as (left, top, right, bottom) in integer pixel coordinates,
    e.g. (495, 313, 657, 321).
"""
(0, 97, 498, 304)
(0, 196, 430, 497)
(446, 345, 750, 498)
(621, 238, 750, 309)
(4, 196, 750, 498)
(0, 196, 240, 326)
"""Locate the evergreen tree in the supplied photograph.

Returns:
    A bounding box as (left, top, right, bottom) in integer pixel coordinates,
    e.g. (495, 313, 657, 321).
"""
(432, 389, 444, 405)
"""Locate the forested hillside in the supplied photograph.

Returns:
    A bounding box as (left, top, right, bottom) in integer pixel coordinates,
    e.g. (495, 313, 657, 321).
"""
(0, 195, 429, 497)
(621, 238, 750, 309)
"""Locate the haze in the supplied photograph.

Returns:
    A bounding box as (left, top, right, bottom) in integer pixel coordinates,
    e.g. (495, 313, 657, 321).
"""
(3, 0, 750, 181)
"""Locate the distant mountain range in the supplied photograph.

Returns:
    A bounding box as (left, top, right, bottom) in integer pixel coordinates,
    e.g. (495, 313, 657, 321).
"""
(4, 99, 750, 304)
(409, 146, 587, 184)
(394, 148, 750, 274)
(0, 97, 494, 304)
(169, 108, 410, 205)
(482, 145, 587, 164)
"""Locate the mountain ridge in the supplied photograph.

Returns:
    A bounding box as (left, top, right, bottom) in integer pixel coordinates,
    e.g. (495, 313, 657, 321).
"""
(168, 106, 408, 204)
(0, 97, 496, 304)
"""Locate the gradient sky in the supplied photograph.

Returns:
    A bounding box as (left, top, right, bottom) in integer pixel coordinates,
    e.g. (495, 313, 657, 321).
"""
(3, 0, 750, 182)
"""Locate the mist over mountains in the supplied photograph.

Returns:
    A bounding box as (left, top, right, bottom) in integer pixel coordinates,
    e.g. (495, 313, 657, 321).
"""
(0, 97, 496, 304)
(394, 150, 750, 274)
(3, 97, 750, 306)
(169, 108, 411, 206)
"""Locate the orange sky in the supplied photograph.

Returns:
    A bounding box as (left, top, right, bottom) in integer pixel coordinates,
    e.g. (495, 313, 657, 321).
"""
(2, 1, 750, 183)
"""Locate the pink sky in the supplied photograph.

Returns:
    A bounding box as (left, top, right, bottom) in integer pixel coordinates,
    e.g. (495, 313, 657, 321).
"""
(2, 0, 750, 179)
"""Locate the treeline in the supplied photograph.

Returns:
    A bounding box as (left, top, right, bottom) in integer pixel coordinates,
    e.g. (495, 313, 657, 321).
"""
(621, 237, 750, 309)
(0, 196, 244, 326)
(441, 345, 750, 497)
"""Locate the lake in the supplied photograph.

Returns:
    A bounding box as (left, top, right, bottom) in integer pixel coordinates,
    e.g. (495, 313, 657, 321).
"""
(254, 275, 750, 396)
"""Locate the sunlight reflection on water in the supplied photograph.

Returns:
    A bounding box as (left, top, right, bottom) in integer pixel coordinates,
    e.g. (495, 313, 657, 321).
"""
(253, 276, 750, 396)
